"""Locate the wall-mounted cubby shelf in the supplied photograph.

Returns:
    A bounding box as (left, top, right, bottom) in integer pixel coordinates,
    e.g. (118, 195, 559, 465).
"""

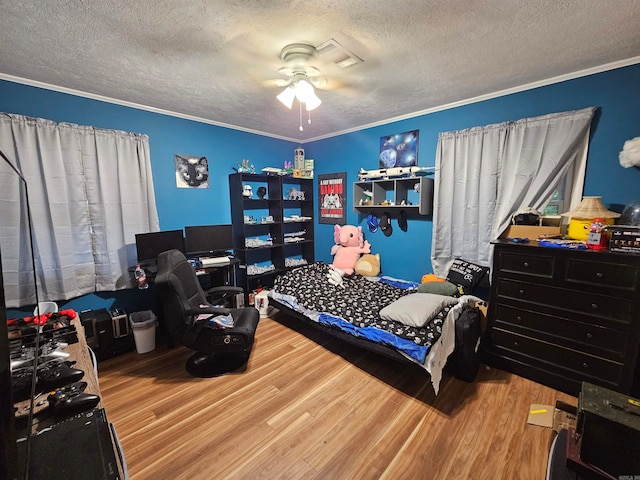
(353, 176, 434, 215)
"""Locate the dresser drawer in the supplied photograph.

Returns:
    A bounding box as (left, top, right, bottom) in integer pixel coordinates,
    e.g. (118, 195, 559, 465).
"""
(496, 278, 633, 327)
(564, 258, 639, 292)
(497, 250, 555, 278)
(494, 304, 629, 357)
(491, 328, 624, 384)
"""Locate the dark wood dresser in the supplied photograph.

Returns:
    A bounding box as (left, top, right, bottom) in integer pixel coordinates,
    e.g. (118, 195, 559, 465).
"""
(484, 240, 640, 397)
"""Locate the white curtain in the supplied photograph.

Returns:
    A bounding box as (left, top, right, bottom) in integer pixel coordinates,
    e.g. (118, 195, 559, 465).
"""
(431, 107, 596, 276)
(0, 113, 159, 307)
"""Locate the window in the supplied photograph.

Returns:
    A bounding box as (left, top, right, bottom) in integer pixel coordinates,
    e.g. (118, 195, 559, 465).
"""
(0, 113, 159, 307)
(541, 135, 589, 220)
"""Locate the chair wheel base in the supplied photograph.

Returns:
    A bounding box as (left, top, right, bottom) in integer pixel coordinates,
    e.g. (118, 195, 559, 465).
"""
(186, 351, 250, 377)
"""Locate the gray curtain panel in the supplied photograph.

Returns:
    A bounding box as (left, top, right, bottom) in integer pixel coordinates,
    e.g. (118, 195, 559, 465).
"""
(431, 107, 596, 277)
(0, 113, 159, 307)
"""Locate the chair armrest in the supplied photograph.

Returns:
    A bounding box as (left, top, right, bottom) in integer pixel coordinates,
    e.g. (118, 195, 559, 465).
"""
(184, 306, 231, 324)
(205, 286, 244, 295)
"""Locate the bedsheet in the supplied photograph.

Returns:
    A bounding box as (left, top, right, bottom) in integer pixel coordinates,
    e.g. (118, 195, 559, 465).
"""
(270, 262, 481, 394)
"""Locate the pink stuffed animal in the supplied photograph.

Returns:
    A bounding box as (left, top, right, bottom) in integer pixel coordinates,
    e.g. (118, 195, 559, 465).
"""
(330, 224, 371, 275)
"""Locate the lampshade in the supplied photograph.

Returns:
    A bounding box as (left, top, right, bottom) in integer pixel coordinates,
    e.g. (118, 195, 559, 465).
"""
(294, 79, 314, 102)
(304, 90, 322, 111)
(277, 77, 321, 110)
(276, 86, 296, 109)
(561, 196, 621, 219)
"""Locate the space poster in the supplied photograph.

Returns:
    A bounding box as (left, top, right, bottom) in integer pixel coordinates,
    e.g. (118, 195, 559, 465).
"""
(379, 130, 419, 169)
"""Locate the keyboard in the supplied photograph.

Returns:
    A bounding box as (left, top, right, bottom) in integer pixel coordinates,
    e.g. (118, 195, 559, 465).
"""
(200, 256, 231, 267)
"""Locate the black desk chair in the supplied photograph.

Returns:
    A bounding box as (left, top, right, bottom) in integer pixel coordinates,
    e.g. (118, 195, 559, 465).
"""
(155, 249, 259, 377)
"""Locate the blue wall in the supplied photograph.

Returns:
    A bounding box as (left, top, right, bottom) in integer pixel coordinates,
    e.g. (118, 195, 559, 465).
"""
(0, 80, 296, 316)
(308, 63, 640, 282)
(0, 80, 297, 229)
(2, 61, 640, 316)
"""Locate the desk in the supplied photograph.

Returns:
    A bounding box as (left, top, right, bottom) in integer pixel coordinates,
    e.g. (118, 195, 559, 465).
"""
(194, 257, 240, 288)
(131, 256, 240, 288)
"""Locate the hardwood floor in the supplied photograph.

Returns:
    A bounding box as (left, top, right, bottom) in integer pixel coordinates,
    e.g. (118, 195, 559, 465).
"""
(98, 314, 575, 480)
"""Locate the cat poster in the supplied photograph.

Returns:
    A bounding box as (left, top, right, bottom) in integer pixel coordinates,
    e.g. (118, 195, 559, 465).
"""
(175, 154, 210, 188)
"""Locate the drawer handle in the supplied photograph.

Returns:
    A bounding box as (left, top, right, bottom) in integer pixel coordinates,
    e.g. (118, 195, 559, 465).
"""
(523, 262, 530, 268)
(591, 303, 598, 310)
(582, 362, 589, 369)
(516, 316, 522, 322)
(518, 289, 525, 296)
(586, 332, 593, 339)
(513, 341, 519, 348)
(596, 272, 604, 279)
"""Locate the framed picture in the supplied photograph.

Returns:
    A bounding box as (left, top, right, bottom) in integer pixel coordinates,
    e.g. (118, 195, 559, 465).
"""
(175, 154, 210, 188)
(379, 130, 419, 169)
(318, 172, 347, 224)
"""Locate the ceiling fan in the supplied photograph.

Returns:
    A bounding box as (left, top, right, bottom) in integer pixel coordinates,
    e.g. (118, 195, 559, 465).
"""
(268, 40, 363, 131)
(273, 43, 325, 111)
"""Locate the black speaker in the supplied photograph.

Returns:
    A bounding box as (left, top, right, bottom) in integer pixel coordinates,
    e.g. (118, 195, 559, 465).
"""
(80, 309, 135, 361)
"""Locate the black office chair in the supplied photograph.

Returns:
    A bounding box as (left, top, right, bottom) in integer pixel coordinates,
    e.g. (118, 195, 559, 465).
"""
(155, 249, 259, 377)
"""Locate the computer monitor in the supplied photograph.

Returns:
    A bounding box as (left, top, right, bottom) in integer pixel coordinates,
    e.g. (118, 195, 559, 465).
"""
(135, 229, 185, 264)
(184, 224, 234, 257)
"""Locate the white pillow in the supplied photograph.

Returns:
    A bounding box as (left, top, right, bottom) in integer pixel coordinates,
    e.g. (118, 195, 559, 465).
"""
(379, 293, 458, 327)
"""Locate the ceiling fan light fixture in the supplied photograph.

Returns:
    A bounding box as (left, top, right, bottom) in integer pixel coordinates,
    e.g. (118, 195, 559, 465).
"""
(275, 43, 326, 129)
(294, 79, 314, 103)
(276, 86, 296, 109)
(305, 91, 322, 111)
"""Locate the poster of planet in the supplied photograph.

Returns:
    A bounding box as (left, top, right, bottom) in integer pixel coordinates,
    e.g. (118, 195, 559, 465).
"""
(379, 130, 419, 169)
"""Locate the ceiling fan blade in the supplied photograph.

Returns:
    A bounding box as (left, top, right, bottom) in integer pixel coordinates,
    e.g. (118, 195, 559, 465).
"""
(262, 78, 292, 88)
(278, 67, 294, 77)
(309, 76, 328, 89)
(305, 66, 321, 77)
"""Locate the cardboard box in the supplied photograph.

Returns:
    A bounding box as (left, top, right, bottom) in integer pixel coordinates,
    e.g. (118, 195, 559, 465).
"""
(553, 400, 577, 433)
(474, 301, 488, 333)
(547, 400, 578, 451)
(500, 225, 561, 240)
(527, 404, 554, 428)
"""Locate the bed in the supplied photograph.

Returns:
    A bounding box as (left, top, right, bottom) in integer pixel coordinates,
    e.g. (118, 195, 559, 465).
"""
(267, 261, 482, 394)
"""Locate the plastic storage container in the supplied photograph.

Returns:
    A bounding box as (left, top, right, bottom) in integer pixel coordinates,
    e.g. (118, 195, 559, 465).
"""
(129, 310, 157, 354)
(255, 290, 270, 318)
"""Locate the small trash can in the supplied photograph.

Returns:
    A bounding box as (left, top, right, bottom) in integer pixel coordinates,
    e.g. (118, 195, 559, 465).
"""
(129, 310, 157, 354)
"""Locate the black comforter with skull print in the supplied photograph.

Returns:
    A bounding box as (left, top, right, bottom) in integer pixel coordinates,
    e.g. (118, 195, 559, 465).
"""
(271, 262, 450, 363)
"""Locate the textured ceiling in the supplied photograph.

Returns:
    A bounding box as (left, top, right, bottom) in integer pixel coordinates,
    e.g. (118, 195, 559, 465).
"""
(1, 1, 640, 142)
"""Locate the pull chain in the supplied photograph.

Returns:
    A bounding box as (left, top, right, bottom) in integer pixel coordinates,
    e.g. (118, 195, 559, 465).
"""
(299, 102, 303, 131)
